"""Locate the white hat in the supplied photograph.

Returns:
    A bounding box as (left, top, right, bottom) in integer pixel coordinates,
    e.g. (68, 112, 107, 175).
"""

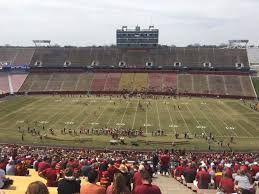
(139, 164, 145, 171)
(225, 163, 231, 168)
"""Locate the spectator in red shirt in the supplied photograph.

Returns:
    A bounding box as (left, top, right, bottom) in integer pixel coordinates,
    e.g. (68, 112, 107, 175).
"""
(160, 150, 170, 176)
(38, 157, 50, 174)
(39, 162, 58, 187)
(175, 163, 184, 177)
(107, 161, 116, 182)
(218, 171, 235, 194)
(251, 162, 259, 176)
(0, 158, 8, 171)
(196, 166, 211, 189)
(134, 170, 162, 194)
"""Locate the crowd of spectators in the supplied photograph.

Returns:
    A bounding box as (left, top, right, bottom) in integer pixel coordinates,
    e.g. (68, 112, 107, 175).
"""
(0, 144, 258, 194)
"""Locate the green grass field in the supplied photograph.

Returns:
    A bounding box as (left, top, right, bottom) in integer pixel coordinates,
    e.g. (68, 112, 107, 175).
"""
(0, 95, 259, 151)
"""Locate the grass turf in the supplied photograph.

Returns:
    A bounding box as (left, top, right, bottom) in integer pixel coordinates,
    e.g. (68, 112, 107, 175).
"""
(252, 77, 259, 97)
(0, 95, 259, 151)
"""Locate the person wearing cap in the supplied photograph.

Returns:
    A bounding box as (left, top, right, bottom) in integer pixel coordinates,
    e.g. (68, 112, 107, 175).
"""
(58, 168, 80, 194)
(134, 170, 162, 194)
(80, 169, 105, 194)
(39, 162, 58, 187)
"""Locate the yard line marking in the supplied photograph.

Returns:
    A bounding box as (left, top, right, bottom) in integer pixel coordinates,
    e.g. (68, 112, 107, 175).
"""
(166, 103, 176, 134)
(2, 97, 62, 128)
(50, 101, 88, 128)
(75, 98, 108, 128)
(204, 103, 238, 137)
(67, 100, 99, 124)
(118, 101, 130, 129)
(0, 97, 48, 123)
(218, 102, 253, 137)
(235, 102, 259, 131)
(207, 75, 211, 94)
(145, 101, 148, 135)
(185, 104, 207, 135)
(155, 101, 161, 130)
(10, 98, 73, 131)
(106, 100, 120, 126)
(172, 100, 191, 134)
(193, 103, 223, 136)
(91, 101, 111, 124)
(74, 74, 82, 90)
(131, 100, 139, 130)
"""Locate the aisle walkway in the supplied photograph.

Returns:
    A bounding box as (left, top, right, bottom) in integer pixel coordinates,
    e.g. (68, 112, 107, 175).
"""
(153, 175, 195, 194)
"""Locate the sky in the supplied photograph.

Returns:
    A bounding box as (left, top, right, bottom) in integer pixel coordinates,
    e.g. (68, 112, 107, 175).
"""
(0, 0, 259, 46)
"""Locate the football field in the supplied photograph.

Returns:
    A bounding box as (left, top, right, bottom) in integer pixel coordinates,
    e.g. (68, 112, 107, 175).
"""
(0, 95, 259, 150)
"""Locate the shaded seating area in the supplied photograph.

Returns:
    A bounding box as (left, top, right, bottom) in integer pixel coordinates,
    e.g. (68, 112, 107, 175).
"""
(10, 73, 28, 93)
(0, 72, 9, 94)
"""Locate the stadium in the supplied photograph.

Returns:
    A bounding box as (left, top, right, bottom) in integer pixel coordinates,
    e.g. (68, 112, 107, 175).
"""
(0, 11, 259, 194)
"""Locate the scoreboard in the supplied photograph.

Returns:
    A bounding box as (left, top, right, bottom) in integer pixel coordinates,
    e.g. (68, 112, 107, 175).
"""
(116, 26, 159, 48)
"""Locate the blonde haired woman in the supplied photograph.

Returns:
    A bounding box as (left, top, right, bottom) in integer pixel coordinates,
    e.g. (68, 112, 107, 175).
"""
(25, 181, 49, 194)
